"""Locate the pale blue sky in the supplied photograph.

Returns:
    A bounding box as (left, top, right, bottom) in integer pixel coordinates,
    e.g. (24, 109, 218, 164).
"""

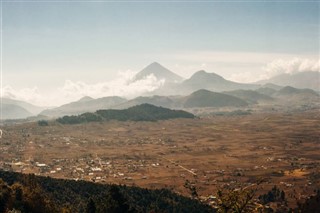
(2, 1, 319, 105)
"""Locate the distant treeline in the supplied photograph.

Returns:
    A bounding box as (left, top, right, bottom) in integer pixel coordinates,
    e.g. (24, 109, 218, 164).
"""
(0, 170, 212, 213)
(56, 104, 195, 124)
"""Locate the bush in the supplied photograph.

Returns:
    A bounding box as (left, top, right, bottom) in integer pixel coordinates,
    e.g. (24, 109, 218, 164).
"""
(38, 120, 49, 126)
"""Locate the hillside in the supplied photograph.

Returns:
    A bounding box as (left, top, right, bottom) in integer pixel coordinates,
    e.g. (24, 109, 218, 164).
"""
(0, 170, 213, 213)
(182, 89, 248, 108)
(57, 104, 195, 124)
(133, 62, 183, 83)
(180, 70, 259, 94)
(40, 96, 127, 117)
(272, 86, 319, 104)
(1, 103, 33, 120)
(257, 71, 320, 91)
(273, 86, 319, 99)
(2, 97, 46, 115)
(274, 86, 318, 96)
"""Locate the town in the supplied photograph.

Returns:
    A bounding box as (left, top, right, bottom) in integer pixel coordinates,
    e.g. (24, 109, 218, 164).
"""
(1, 109, 319, 209)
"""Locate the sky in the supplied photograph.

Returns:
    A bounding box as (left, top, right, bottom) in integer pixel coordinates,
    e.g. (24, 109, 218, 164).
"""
(1, 1, 319, 106)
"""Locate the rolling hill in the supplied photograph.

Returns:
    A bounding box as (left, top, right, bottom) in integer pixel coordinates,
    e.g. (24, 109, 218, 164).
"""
(174, 70, 259, 95)
(181, 89, 248, 108)
(275, 86, 319, 96)
(272, 86, 319, 104)
(273, 86, 319, 97)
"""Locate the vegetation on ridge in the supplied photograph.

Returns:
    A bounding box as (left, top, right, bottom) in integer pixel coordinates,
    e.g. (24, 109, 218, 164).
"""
(0, 170, 212, 213)
(56, 104, 195, 124)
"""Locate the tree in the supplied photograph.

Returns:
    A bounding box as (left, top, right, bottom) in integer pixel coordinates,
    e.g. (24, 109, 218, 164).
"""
(0, 179, 12, 213)
(184, 179, 198, 199)
(38, 120, 49, 126)
(215, 180, 266, 213)
(86, 198, 96, 213)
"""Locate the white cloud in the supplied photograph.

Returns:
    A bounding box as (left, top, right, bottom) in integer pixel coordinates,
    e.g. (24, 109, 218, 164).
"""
(165, 51, 319, 82)
(1, 70, 165, 107)
(2, 57, 319, 106)
(58, 71, 164, 101)
(229, 72, 257, 83)
(2, 86, 43, 104)
(222, 57, 320, 83)
(261, 58, 320, 79)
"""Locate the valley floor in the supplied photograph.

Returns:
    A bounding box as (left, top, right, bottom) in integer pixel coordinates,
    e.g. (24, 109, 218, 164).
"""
(1, 109, 319, 209)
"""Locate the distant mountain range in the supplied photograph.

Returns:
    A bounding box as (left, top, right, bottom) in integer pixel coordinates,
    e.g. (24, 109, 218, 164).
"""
(40, 96, 127, 117)
(1, 98, 47, 120)
(1, 62, 319, 120)
(137, 62, 319, 97)
(272, 86, 319, 104)
(257, 71, 319, 91)
(179, 70, 259, 94)
(2, 97, 45, 115)
(2, 103, 33, 120)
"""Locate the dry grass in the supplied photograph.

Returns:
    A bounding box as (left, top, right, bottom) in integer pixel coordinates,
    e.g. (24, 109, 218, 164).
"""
(1, 109, 319, 208)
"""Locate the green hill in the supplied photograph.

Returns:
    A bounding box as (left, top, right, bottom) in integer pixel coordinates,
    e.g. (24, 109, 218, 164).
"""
(0, 170, 213, 213)
(183, 89, 248, 108)
(57, 104, 194, 124)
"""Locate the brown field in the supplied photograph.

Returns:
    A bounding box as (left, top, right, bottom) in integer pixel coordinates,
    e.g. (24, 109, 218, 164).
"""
(1, 109, 319, 208)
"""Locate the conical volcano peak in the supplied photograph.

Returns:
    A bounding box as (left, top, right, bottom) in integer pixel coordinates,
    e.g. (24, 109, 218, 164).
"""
(133, 62, 183, 83)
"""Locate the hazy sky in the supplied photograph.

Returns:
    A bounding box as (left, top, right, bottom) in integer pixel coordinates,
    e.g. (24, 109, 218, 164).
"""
(2, 1, 319, 106)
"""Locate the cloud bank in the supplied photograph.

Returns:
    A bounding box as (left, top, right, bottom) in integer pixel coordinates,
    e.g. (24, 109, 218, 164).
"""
(261, 58, 320, 79)
(229, 58, 319, 83)
(2, 57, 319, 106)
(2, 70, 165, 107)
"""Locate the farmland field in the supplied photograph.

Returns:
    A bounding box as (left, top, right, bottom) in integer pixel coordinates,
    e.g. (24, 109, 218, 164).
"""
(1, 109, 319, 209)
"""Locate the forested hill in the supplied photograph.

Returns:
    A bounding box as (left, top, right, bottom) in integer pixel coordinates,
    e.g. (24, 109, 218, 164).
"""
(0, 170, 213, 213)
(56, 103, 195, 124)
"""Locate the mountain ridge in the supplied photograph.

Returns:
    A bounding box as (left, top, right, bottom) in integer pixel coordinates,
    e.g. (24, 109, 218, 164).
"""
(257, 71, 320, 91)
(40, 96, 127, 117)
